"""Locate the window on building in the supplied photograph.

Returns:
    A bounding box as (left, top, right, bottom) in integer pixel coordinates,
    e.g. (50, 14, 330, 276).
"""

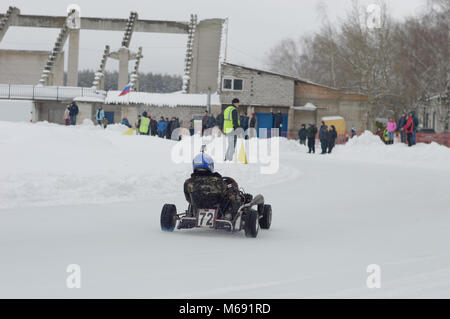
(233, 79, 243, 91)
(223, 79, 232, 90)
(222, 78, 244, 91)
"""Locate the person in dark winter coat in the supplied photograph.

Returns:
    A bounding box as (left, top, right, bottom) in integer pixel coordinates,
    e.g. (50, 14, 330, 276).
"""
(272, 111, 283, 136)
(298, 124, 307, 145)
(411, 110, 419, 145)
(327, 125, 338, 153)
(121, 115, 132, 128)
(319, 121, 329, 154)
(150, 117, 157, 136)
(404, 113, 415, 147)
(216, 112, 224, 132)
(69, 102, 79, 125)
(306, 123, 317, 154)
(248, 113, 257, 138)
(206, 114, 216, 129)
(397, 113, 407, 143)
(240, 112, 249, 132)
(166, 118, 174, 139)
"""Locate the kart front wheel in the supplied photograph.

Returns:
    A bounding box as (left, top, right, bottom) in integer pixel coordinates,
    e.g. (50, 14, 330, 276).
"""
(259, 204, 272, 230)
(245, 211, 259, 238)
(161, 204, 177, 232)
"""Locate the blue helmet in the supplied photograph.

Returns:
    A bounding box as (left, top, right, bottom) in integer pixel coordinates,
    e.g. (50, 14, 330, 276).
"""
(193, 153, 214, 173)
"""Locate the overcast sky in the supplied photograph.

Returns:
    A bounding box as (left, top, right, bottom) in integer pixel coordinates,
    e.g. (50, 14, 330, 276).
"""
(1, 0, 427, 76)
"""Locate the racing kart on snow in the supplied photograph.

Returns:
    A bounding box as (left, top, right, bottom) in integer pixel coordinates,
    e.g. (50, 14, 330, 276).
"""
(160, 194, 272, 238)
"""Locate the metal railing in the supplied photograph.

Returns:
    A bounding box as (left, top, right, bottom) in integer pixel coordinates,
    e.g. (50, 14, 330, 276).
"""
(0, 84, 105, 101)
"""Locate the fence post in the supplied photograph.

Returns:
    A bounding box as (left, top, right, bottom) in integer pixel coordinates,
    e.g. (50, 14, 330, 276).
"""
(8, 84, 11, 99)
(33, 85, 35, 100)
(56, 86, 59, 101)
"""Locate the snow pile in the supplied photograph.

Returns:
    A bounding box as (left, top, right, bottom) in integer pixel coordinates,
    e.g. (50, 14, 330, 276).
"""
(332, 131, 450, 171)
(294, 103, 317, 111)
(105, 91, 221, 107)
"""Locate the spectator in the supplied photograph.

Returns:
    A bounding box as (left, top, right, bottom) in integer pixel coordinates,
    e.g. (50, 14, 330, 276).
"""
(102, 117, 108, 129)
(248, 112, 257, 138)
(69, 101, 79, 125)
(411, 110, 419, 145)
(397, 113, 407, 143)
(240, 112, 249, 131)
(202, 111, 209, 135)
(319, 121, 329, 154)
(139, 112, 150, 135)
(386, 118, 397, 144)
(157, 117, 168, 138)
(150, 116, 158, 136)
(404, 112, 415, 147)
(95, 106, 105, 126)
(383, 128, 389, 144)
(206, 114, 216, 130)
(63, 105, 70, 126)
(135, 115, 141, 131)
(327, 125, 338, 153)
(375, 127, 384, 141)
(171, 117, 181, 140)
(306, 123, 317, 154)
(121, 114, 132, 128)
(298, 124, 307, 145)
(272, 111, 283, 136)
(351, 127, 356, 138)
(216, 112, 224, 132)
(166, 117, 174, 139)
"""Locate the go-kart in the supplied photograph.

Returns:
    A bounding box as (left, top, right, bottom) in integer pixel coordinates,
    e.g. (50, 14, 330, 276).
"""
(160, 194, 272, 238)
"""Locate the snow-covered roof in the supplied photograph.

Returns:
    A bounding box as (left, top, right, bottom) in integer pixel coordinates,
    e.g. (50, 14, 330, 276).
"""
(105, 91, 221, 107)
(294, 103, 317, 111)
(322, 116, 344, 121)
(73, 95, 106, 103)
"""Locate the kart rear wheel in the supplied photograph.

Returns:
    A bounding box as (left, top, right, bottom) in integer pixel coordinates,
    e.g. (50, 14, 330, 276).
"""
(259, 204, 272, 230)
(245, 211, 259, 238)
(161, 204, 177, 232)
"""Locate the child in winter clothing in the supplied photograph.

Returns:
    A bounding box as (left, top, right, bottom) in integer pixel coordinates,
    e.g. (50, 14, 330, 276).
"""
(386, 119, 397, 144)
(63, 106, 70, 126)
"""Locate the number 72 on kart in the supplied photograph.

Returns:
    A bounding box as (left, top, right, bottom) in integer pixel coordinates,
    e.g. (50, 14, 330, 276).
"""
(197, 209, 216, 228)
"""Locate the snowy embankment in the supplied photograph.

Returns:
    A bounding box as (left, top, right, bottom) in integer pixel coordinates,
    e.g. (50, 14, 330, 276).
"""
(0, 121, 450, 298)
(0, 121, 448, 209)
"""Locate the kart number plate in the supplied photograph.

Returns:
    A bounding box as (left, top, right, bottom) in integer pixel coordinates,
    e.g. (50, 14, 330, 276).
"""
(197, 209, 216, 228)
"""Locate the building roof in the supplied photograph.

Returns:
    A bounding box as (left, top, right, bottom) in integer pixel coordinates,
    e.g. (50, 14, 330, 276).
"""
(105, 91, 221, 107)
(221, 62, 338, 91)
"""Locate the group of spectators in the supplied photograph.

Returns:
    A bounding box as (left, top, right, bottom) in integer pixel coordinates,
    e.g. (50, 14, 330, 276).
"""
(198, 111, 258, 137)
(63, 102, 79, 126)
(134, 112, 180, 139)
(375, 111, 419, 147)
(298, 121, 338, 154)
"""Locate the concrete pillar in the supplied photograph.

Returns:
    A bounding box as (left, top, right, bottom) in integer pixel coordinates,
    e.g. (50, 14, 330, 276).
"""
(67, 29, 80, 87)
(76, 102, 94, 124)
(288, 106, 295, 139)
(118, 47, 129, 90)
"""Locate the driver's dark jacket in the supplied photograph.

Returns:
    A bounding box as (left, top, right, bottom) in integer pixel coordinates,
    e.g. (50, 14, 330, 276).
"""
(184, 171, 228, 209)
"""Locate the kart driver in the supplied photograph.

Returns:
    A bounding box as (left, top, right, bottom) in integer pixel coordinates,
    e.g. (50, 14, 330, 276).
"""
(184, 152, 243, 220)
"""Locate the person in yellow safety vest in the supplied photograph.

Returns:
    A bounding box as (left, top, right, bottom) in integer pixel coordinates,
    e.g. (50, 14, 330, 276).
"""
(139, 112, 150, 135)
(223, 98, 241, 161)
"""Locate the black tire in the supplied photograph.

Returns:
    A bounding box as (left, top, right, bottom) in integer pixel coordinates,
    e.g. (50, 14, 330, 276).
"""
(161, 204, 177, 232)
(259, 204, 272, 230)
(244, 211, 259, 238)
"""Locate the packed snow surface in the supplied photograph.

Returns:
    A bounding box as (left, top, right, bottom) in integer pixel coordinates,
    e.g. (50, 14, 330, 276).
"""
(0, 121, 449, 298)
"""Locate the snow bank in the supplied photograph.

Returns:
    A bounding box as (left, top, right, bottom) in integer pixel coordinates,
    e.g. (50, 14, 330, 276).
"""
(0, 123, 448, 209)
(332, 131, 450, 171)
